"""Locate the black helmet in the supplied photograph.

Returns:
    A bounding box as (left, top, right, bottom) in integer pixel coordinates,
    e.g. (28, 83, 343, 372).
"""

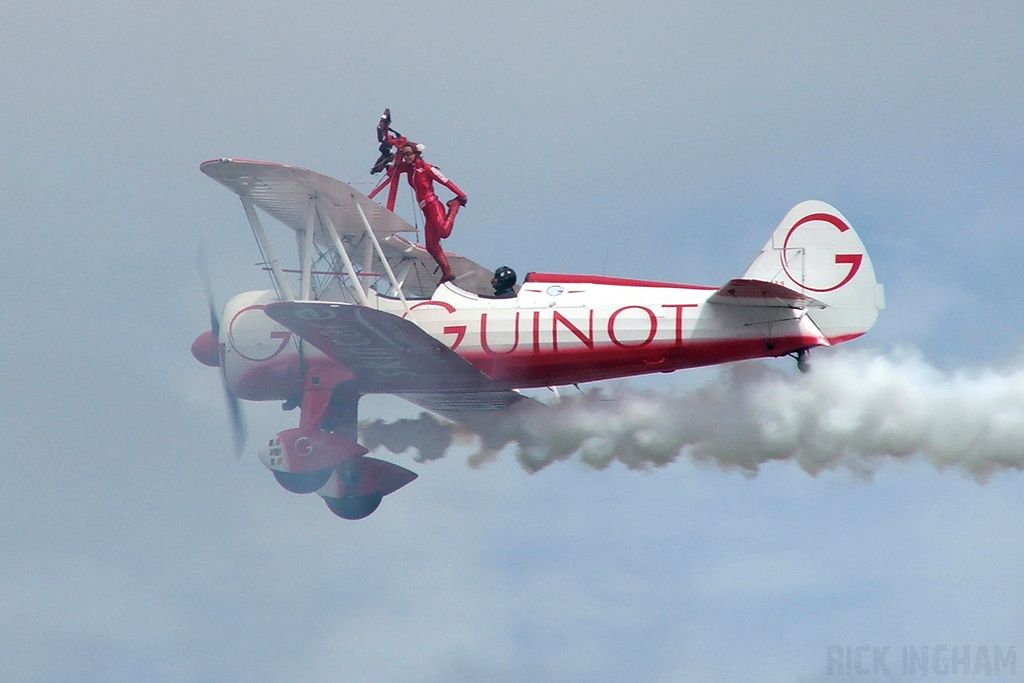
(492, 265, 516, 291)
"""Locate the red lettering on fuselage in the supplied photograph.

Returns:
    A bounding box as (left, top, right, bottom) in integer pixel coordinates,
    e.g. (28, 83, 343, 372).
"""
(660, 304, 697, 345)
(442, 325, 467, 349)
(474, 303, 698, 355)
(411, 299, 701, 357)
(552, 310, 594, 350)
(608, 306, 658, 348)
(480, 312, 521, 354)
(407, 300, 466, 350)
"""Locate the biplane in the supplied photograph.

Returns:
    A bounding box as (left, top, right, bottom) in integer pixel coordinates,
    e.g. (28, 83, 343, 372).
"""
(192, 158, 884, 519)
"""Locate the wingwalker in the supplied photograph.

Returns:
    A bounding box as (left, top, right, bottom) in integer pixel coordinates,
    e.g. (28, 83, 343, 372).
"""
(191, 112, 884, 520)
(368, 109, 467, 285)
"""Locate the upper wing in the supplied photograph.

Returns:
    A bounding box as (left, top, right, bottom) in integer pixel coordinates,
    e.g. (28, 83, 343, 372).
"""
(201, 158, 493, 298)
(265, 300, 535, 433)
(202, 158, 415, 238)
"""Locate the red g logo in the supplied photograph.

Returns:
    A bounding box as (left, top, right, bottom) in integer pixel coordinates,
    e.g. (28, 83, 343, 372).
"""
(228, 305, 293, 361)
(781, 213, 863, 293)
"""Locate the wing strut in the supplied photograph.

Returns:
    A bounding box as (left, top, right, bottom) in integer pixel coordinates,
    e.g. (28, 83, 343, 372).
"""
(241, 195, 296, 300)
(298, 207, 316, 300)
(315, 198, 371, 307)
(354, 199, 409, 312)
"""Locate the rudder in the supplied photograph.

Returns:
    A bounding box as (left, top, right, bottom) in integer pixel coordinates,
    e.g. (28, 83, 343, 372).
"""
(742, 200, 884, 344)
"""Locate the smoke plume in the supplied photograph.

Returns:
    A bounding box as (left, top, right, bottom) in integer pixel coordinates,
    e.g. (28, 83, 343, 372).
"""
(361, 413, 457, 463)
(361, 348, 1024, 479)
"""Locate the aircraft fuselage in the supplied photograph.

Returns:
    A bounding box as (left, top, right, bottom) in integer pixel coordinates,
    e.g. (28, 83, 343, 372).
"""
(199, 274, 830, 402)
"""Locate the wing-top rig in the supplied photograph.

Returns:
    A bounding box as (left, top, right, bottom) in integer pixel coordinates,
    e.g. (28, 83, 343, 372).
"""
(201, 159, 493, 300)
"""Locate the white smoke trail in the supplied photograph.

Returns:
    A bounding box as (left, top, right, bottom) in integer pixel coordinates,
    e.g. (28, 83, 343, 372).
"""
(363, 348, 1024, 479)
(361, 413, 457, 463)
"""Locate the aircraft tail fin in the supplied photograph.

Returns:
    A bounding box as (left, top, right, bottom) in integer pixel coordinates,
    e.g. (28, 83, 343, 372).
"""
(741, 200, 884, 344)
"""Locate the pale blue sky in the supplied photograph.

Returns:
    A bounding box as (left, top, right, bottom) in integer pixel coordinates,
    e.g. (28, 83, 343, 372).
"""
(2, 2, 1023, 681)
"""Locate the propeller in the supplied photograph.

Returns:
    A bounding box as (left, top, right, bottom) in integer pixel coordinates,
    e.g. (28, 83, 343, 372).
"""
(197, 246, 248, 457)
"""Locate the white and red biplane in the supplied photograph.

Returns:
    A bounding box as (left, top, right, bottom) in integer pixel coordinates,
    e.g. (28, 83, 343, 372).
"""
(192, 158, 884, 520)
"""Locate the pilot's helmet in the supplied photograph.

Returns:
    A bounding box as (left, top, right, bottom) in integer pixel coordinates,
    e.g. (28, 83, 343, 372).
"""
(493, 266, 517, 290)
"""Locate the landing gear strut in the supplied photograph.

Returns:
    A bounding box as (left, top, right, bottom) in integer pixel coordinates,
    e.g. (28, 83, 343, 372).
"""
(262, 373, 418, 520)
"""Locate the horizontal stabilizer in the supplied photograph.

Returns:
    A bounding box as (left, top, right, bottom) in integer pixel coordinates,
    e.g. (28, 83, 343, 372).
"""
(708, 279, 826, 309)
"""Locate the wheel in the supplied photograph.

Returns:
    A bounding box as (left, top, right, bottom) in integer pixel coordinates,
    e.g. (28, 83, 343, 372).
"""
(796, 349, 811, 374)
(324, 492, 383, 520)
(273, 468, 333, 494)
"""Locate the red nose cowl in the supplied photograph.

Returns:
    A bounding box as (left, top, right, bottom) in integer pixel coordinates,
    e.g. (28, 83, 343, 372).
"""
(191, 330, 220, 367)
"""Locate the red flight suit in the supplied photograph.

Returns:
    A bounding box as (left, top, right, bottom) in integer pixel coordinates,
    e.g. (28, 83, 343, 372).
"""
(384, 134, 467, 282)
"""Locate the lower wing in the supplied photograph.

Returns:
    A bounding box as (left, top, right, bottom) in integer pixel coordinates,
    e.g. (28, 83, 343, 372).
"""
(265, 301, 537, 433)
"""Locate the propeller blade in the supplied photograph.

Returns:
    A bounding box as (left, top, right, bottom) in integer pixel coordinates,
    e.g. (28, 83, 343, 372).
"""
(196, 246, 220, 336)
(224, 384, 248, 458)
(197, 244, 247, 457)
